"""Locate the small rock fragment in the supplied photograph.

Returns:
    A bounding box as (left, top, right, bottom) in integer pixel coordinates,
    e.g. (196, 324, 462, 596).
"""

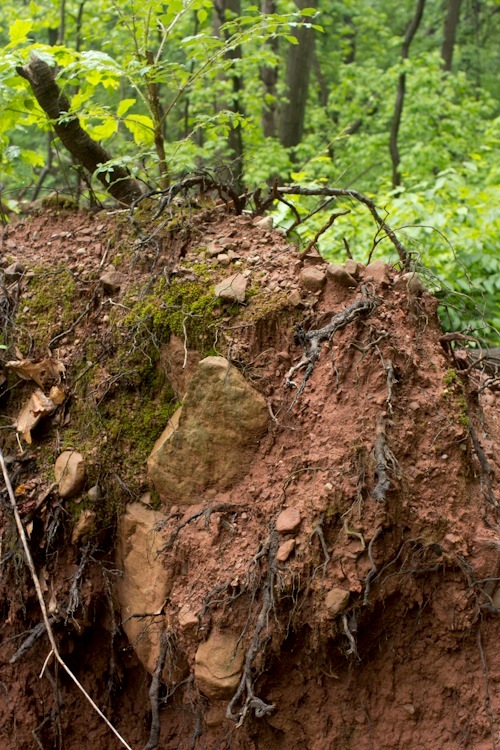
(344, 259, 365, 278)
(364, 259, 390, 285)
(87, 484, 102, 502)
(178, 605, 199, 631)
(277, 538, 296, 562)
(276, 507, 301, 533)
(71, 509, 96, 545)
(214, 273, 248, 303)
(216, 253, 230, 266)
(195, 630, 244, 700)
(287, 289, 303, 308)
(402, 271, 425, 295)
(54, 450, 86, 498)
(4, 261, 25, 282)
(253, 216, 273, 231)
(326, 263, 357, 288)
(99, 270, 126, 294)
(325, 587, 350, 616)
(300, 266, 326, 292)
(206, 241, 222, 257)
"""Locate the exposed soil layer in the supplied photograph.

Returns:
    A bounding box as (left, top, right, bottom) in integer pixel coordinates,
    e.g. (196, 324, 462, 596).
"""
(0, 201, 499, 750)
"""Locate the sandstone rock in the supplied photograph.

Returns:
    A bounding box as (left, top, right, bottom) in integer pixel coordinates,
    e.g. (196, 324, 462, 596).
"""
(287, 289, 303, 308)
(253, 216, 273, 231)
(214, 273, 247, 303)
(115, 502, 171, 676)
(148, 357, 269, 505)
(178, 604, 199, 631)
(87, 484, 102, 502)
(344, 259, 365, 278)
(277, 538, 296, 562)
(160, 335, 201, 399)
(276, 507, 301, 533)
(99, 270, 126, 293)
(54, 450, 86, 498)
(300, 266, 326, 292)
(4, 261, 25, 282)
(364, 259, 390, 285)
(326, 263, 357, 288)
(206, 240, 222, 257)
(71, 509, 96, 545)
(216, 253, 230, 266)
(401, 271, 425, 295)
(195, 629, 244, 700)
(325, 587, 350, 616)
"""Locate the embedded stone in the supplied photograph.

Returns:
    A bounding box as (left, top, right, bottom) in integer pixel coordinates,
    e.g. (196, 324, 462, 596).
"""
(300, 266, 326, 292)
(115, 503, 171, 676)
(344, 259, 365, 278)
(99, 270, 126, 294)
(147, 357, 269, 506)
(195, 630, 244, 700)
(178, 605, 199, 631)
(276, 507, 301, 533)
(214, 273, 247, 303)
(277, 538, 296, 562)
(4, 261, 25, 282)
(326, 263, 357, 287)
(54, 450, 86, 498)
(325, 588, 350, 616)
(364, 259, 390, 285)
(71, 509, 96, 545)
(287, 289, 303, 308)
(253, 216, 273, 231)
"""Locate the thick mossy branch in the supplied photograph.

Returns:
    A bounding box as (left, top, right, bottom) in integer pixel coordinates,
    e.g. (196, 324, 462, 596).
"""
(16, 57, 142, 206)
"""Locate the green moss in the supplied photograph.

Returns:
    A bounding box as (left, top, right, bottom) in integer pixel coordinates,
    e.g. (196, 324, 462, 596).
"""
(15, 267, 79, 351)
(443, 369, 459, 386)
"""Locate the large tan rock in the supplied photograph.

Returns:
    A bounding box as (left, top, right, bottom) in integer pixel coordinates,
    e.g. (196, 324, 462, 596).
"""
(54, 450, 86, 498)
(195, 629, 244, 700)
(115, 502, 171, 676)
(147, 356, 269, 506)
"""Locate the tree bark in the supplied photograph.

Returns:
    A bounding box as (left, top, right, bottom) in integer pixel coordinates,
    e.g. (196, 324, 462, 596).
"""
(279, 0, 318, 149)
(16, 57, 142, 206)
(441, 0, 462, 71)
(389, 0, 426, 188)
(260, 0, 279, 138)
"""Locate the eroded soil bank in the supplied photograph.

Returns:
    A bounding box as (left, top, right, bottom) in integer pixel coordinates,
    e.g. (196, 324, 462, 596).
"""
(0, 200, 499, 750)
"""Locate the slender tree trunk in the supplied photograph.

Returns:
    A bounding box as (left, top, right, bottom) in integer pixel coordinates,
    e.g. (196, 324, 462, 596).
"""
(441, 0, 462, 71)
(16, 57, 142, 205)
(389, 0, 426, 188)
(260, 0, 279, 138)
(213, 0, 245, 190)
(279, 0, 318, 149)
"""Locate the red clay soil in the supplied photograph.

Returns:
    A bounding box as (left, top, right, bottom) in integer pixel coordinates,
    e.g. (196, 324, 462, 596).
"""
(0, 202, 499, 750)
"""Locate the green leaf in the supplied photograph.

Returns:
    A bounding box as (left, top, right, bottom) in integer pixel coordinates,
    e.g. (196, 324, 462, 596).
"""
(117, 98, 136, 117)
(197, 8, 208, 23)
(9, 19, 33, 43)
(123, 114, 155, 145)
(285, 35, 299, 44)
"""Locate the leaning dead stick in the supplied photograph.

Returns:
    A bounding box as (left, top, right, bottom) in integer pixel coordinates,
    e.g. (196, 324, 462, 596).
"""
(0, 448, 134, 750)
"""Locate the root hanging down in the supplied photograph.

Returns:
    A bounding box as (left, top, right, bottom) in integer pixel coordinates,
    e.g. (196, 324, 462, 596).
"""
(226, 529, 279, 726)
(285, 285, 376, 396)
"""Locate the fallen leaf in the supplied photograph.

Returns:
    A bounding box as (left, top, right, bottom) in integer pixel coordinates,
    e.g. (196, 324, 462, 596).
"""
(15, 389, 57, 443)
(6, 358, 66, 388)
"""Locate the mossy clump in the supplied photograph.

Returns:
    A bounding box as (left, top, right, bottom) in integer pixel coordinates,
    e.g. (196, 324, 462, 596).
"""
(15, 267, 80, 352)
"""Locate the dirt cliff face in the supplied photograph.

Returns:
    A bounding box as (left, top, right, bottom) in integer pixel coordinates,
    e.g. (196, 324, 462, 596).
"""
(0, 201, 499, 750)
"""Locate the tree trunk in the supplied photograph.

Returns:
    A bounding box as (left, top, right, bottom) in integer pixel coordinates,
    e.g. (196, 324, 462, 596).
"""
(16, 57, 142, 206)
(278, 0, 318, 149)
(260, 0, 279, 138)
(441, 0, 462, 71)
(389, 0, 426, 189)
(213, 0, 244, 190)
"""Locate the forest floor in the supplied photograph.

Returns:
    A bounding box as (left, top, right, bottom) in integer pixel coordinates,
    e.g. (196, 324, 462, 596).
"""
(0, 196, 499, 750)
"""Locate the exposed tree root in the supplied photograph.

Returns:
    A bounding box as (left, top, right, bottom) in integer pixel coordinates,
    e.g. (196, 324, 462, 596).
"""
(156, 503, 239, 555)
(285, 285, 376, 396)
(9, 618, 56, 664)
(469, 424, 498, 516)
(143, 628, 171, 750)
(226, 528, 279, 726)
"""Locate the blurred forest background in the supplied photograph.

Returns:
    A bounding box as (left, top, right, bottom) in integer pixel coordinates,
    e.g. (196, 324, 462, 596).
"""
(0, 0, 499, 340)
